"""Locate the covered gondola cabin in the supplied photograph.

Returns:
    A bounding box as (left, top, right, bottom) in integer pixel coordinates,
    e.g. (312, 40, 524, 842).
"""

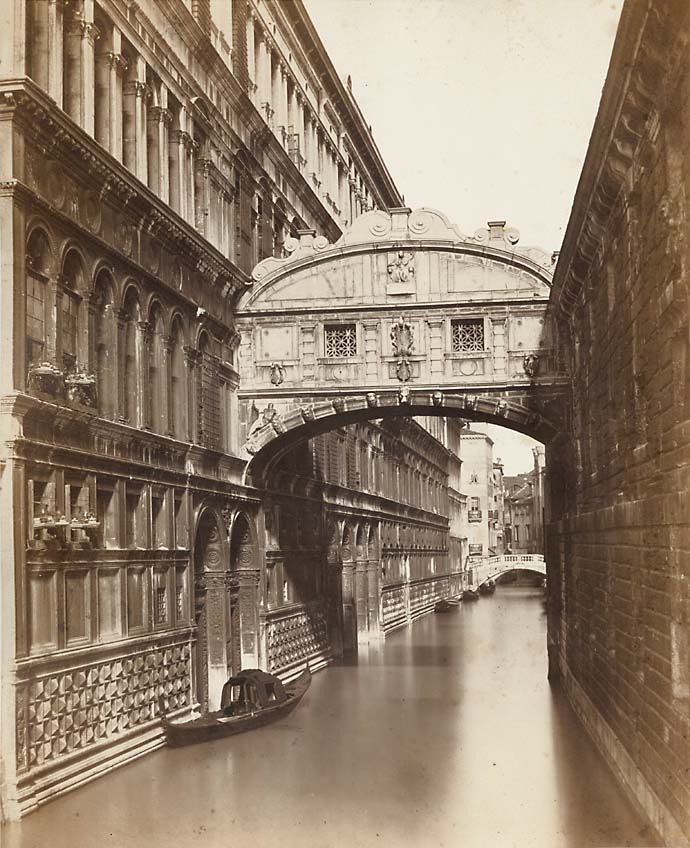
(220, 669, 288, 716)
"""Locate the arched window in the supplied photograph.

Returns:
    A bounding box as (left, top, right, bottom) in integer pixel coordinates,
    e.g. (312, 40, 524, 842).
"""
(197, 332, 220, 450)
(170, 317, 188, 440)
(122, 288, 141, 425)
(148, 305, 166, 432)
(60, 250, 85, 372)
(25, 229, 52, 369)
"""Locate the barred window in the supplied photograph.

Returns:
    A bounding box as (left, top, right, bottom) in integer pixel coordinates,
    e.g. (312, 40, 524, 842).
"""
(197, 350, 221, 451)
(61, 291, 79, 369)
(26, 276, 46, 365)
(325, 324, 357, 358)
(451, 318, 484, 352)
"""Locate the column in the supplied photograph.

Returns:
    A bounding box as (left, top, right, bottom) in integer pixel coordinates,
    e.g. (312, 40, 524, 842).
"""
(138, 320, 151, 430)
(236, 569, 260, 668)
(246, 15, 256, 100)
(302, 106, 312, 172)
(147, 107, 161, 194)
(278, 64, 289, 142)
(169, 106, 188, 217)
(107, 30, 125, 160)
(136, 76, 148, 184)
(187, 137, 198, 227)
(26, 0, 50, 90)
(159, 103, 171, 203)
(270, 53, 281, 131)
(367, 559, 383, 639)
(202, 571, 232, 707)
(45, 0, 64, 104)
(355, 558, 368, 644)
(115, 308, 127, 422)
(95, 42, 111, 149)
(80, 20, 98, 135)
(63, 15, 82, 124)
(256, 33, 271, 121)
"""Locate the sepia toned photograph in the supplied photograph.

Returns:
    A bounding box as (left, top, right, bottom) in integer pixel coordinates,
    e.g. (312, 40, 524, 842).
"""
(0, 0, 688, 845)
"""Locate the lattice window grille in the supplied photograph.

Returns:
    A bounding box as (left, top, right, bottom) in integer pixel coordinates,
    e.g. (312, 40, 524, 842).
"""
(451, 319, 484, 352)
(325, 324, 357, 358)
(156, 586, 167, 623)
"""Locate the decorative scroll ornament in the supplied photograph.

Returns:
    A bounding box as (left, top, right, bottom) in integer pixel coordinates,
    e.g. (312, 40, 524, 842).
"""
(387, 250, 415, 283)
(269, 362, 284, 386)
(523, 353, 540, 378)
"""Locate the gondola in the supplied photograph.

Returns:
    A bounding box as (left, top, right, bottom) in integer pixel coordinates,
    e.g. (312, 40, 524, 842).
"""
(462, 588, 480, 602)
(162, 665, 311, 747)
(434, 598, 459, 612)
(479, 580, 496, 596)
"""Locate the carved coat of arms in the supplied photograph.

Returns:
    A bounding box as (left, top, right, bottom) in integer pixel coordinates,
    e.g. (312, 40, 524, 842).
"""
(387, 251, 415, 284)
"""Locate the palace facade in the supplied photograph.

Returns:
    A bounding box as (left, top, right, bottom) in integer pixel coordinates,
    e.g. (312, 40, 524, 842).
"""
(0, 0, 472, 819)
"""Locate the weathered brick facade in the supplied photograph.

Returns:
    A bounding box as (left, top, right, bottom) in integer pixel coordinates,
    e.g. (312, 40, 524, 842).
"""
(549, 2, 690, 843)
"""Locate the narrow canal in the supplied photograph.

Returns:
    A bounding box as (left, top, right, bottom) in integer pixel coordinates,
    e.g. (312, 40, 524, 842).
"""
(3, 586, 657, 848)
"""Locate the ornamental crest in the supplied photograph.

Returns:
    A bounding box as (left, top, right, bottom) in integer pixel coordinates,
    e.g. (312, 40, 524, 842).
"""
(390, 315, 414, 357)
(387, 250, 415, 284)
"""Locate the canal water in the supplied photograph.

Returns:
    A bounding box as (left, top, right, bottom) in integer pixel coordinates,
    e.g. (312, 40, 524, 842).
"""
(3, 586, 657, 848)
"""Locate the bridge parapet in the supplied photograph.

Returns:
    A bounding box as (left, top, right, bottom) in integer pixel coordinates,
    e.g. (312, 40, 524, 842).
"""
(468, 554, 546, 588)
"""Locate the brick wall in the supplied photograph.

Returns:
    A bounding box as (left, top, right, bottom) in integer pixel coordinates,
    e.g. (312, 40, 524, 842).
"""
(549, 2, 690, 844)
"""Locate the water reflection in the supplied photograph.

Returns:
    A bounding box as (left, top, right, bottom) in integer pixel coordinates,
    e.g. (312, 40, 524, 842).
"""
(2, 587, 658, 847)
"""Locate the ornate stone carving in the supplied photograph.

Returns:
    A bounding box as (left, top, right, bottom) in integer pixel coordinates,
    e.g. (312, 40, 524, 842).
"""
(366, 392, 378, 407)
(269, 362, 284, 386)
(245, 404, 286, 454)
(390, 315, 414, 357)
(266, 608, 329, 672)
(21, 643, 191, 770)
(387, 251, 415, 284)
(523, 353, 540, 378)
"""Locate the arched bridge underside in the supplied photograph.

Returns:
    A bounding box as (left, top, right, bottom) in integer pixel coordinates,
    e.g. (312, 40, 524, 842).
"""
(235, 208, 570, 484)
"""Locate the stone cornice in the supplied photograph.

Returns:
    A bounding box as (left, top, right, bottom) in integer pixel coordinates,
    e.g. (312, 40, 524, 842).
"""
(0, 79, 250, 297)
(551, 2, 686, 316)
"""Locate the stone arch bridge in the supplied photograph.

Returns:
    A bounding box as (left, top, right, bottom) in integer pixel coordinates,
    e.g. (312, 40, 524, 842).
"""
(235, 207, 569, 485)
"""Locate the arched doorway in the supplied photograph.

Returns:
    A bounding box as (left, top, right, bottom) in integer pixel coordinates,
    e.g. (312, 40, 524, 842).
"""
(193, 510, 230, 712)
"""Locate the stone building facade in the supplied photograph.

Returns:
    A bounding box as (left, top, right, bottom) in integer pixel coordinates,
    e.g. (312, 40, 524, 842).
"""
(504, 446, 545, 555)
(459, 427, 505, 558)
(548, 1, 690, 843)
(0, 0, 410, 819)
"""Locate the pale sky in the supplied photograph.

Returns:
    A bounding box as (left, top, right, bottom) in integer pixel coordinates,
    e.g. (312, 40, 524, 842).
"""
(304, 0, 622, 474)
(305, 0, 623, 251)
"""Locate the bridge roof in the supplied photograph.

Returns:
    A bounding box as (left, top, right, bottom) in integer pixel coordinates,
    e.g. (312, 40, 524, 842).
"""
(236, 208, 555, 314)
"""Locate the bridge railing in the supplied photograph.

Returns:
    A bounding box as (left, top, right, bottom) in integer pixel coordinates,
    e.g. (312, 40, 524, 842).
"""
(466, 553, 546, 587)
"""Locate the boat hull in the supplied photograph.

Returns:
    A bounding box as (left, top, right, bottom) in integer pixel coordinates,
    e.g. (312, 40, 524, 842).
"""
(162, 668, 311, 747)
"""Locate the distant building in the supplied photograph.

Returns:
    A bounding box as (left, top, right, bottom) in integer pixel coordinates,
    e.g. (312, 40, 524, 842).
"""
(458, 427, 504, 558)
(504, 446, 545, 555)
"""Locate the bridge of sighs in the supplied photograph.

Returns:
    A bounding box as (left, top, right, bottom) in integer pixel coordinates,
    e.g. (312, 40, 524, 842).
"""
(235, 207, 569, 484)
